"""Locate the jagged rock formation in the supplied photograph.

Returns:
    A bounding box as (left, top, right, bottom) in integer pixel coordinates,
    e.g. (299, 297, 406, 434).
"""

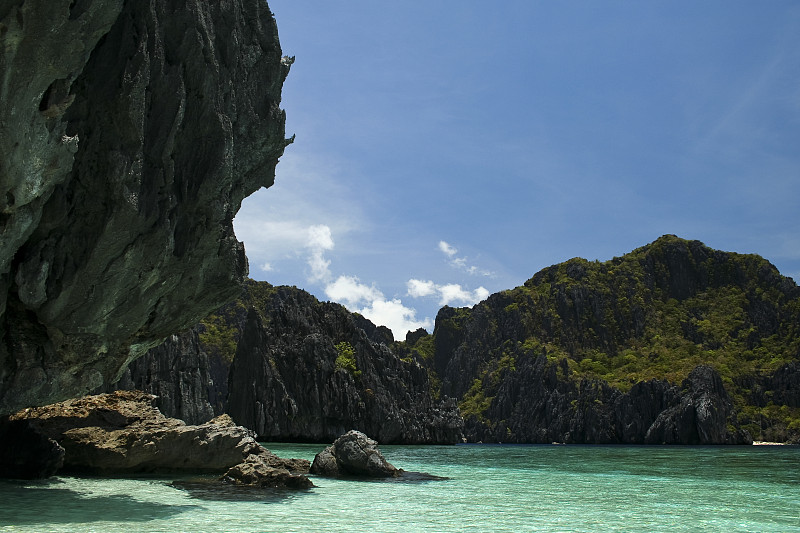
(103, 281, 462, 443)
(310, 430, 400, 478)
(464, 363, 748, 444)
(107, 237, 798, 445)
(735, 360, 800, 442)
(221, 454, 313, 489)
(427, 236, 800, 443)
(225, 283, 464, 444)
(104, 327, 216, 425)
(0, 0, 292, 415)
(5, 390, 311, 488)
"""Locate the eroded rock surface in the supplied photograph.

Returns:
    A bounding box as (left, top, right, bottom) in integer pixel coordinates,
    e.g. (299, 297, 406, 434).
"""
(226, 284, 464, 444)
(103, 327, 217, 425)
(432, 236, 798, 443)
(0, 0, 292, 415)
(310, 430, 399, 478)
(7, 390, 310, 485)
(222, 453, 313, 490)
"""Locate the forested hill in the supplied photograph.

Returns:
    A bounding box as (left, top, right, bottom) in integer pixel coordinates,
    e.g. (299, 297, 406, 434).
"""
(408, 235, 800, 443)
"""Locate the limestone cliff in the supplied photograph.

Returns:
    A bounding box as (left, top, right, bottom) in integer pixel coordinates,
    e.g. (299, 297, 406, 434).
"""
(110, 238, 798, 444)
(0, 0, 292, 415)
(427, 236, 800, 443)
(107, 281, 463, 443)
(104, 327, 216, 425)
(225, 283, 463, 444)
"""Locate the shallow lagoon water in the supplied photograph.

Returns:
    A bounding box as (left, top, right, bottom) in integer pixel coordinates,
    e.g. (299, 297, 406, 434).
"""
(1, 444, 798, 532)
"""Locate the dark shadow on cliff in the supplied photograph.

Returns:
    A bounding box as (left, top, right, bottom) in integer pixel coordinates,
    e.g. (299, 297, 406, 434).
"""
(0, 478, 199, 526)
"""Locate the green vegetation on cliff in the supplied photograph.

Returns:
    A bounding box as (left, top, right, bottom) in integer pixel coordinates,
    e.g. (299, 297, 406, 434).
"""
(190, 236, 798, 443)
(334, 341, 362, 378)
(421, 235, 800, 442)
(198, 280, 280, 363)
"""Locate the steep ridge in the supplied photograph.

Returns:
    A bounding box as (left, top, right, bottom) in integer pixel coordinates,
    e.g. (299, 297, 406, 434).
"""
(225, 283, 463, 444)
(0, 0, 292, 414)
(110, 281, 464, 444)
(426, 236, 800, 443)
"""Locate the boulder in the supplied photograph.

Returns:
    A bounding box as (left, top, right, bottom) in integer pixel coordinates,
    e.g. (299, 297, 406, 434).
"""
(9, 390, 312, 488)
(310, 430, 399, 478)
(221, 453, 313, 490)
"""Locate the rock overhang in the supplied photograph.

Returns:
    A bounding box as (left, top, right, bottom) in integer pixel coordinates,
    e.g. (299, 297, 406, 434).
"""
(0, 0, 292, 415)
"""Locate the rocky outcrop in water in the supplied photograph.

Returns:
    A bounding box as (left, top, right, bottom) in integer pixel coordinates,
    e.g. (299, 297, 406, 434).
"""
(3, 390, 311, 487)
(225, 284, 463, 444)
(0, 0, 292, 415)
(643, 365, 743, 444)
(9, 391, 253, 473)
(310, 430, 400, 478)
(222, 454, 314, 489)
(429, 236, 800, 443)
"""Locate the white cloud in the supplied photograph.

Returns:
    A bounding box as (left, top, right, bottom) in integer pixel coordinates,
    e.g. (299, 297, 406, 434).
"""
(306, 224, 334, 283)
(357, 298, 433, 340)
(438, 283, 489, 306)
(307, 224, 334, 251)
(234, 216, 313, 262)
(474, 286, 490, 301)
(238, 214, 445, 338)
(407, 278, 489, 307)
(407, 278, 437, 298)
(439, 240, 458, 257)
(324, 276, 432, 339)
(232, 150, 365, 278)
(325, 275, 382, 307)
(438, 239, 494, 277)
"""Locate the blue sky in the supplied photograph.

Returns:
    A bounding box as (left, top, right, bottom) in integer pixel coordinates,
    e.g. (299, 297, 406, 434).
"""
(234, 1, 800, 339)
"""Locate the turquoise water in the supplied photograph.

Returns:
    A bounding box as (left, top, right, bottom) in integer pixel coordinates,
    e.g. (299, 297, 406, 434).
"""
(1, 444, 798, 532)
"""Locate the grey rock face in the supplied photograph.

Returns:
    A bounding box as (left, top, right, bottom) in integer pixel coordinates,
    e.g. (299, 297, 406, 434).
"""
(0, 0, 292, 415)
(740, 361, 800, 409)
(465, 356, 750, 445)
(226, 286, 464, 444)
(643, 365, 745, 444)
(105, 327, 216, 425)
(310, 430, 399, 478)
